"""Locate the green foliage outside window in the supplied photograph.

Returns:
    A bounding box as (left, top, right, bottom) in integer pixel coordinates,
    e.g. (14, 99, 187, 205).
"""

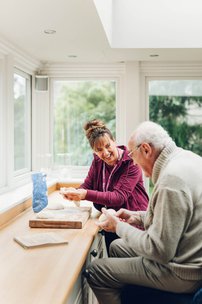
(150, 95, 202, 156)
(149, 94, 202, 196)
(53, 81, 116, 166)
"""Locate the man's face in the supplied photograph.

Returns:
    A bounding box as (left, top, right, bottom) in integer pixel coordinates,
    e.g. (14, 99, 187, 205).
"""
(128, 139, 153, 178)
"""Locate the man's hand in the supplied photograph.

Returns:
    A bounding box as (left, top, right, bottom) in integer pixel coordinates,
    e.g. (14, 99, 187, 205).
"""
(96, 208, 120, 232)
(116, 208, 142, 226)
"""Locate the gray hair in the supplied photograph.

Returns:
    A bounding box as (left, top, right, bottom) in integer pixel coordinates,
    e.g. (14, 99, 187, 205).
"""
(130, 121, 172, 150)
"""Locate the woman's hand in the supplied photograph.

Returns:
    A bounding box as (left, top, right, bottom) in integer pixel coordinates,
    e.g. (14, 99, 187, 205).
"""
(60, 188, 87, 201)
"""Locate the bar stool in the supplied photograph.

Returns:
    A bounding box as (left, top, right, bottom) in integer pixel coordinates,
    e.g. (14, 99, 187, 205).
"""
(121, 285, 202, 304)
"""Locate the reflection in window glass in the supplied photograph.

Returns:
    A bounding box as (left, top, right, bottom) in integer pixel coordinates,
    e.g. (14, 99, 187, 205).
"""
(53, 80, 116, 166)
(14, 72, 31, 172)
(149, 80, 202, 156)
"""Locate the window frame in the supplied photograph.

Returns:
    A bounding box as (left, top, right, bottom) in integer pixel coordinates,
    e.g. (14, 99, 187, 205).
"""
(145, 75, 202, 120)
(146, 76, 202, 158)
(13, 68, 32, 177)
(0, 59, 5, 188)
(50, 77, 119, 175)
(140, 65, 202, 192)
(0, 63, 32, 194)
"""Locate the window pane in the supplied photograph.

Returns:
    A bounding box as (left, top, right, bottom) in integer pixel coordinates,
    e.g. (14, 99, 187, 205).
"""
(149, 80, 202, 156)
(0, 67, 4, 187)
(53, 80, 116, 166)
(14, 72, 31, 172)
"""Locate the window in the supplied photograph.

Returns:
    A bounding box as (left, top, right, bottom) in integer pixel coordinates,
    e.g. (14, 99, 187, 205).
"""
(149, 79, 202, 156)
(0, 62, 4, 188)
(14, 70, 31, 175)
(0, 65, 32, 194)
(52, 80, 116, 167)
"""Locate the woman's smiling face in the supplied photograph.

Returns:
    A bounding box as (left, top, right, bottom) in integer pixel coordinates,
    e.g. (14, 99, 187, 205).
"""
(93, 134, 118, 166)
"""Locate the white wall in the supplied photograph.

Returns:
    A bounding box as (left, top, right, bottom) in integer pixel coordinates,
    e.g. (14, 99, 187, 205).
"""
(32, 88, 51, 171)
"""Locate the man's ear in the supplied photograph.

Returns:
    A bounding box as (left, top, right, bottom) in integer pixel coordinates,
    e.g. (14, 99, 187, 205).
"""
(141, 143, 152, 156)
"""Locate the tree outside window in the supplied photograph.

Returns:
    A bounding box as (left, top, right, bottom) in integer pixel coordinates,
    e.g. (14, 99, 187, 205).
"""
(53, 80, 116, 167)
(149, 79, 202, 194)
(149, 80, 202, 156)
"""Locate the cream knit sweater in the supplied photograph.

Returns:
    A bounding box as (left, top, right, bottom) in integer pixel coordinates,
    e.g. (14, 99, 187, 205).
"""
(116, 141, 202, 280)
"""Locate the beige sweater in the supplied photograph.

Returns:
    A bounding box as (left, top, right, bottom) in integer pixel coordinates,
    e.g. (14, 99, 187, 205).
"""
(116, 141, 202, 280)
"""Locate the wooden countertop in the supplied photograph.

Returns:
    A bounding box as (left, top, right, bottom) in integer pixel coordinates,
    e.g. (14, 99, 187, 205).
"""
(0, 191, 100, 304)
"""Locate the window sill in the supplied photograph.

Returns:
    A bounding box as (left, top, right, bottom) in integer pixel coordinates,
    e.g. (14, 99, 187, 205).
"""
(0, 175, 84, 227)
(0, 178, 57, 213)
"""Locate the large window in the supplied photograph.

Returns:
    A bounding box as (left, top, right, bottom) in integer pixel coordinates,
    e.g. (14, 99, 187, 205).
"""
(0, 63, 4, 188)
(52, 80, 116, 167)
(14, 70, 31, 175)
(0, 66, 31, 193)
(149, 79, 202, 156)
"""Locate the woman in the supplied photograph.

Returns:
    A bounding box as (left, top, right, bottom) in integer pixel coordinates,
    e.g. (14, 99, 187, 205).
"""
(62, 119, 149, 253)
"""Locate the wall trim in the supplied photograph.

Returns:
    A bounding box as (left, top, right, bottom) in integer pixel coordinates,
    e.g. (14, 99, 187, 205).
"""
(40, 62, 126, 77)
(0, 35, 40, 73)
(140, 61, 202, 76)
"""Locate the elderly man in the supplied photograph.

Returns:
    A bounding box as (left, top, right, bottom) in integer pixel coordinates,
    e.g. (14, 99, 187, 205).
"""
(85, 121, 202, 304)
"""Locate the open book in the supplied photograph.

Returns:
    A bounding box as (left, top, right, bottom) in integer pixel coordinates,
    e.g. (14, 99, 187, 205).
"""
(14, 232, 68, 249)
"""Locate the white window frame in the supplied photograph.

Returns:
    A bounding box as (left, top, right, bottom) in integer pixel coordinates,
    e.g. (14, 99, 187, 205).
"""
(139, 62, 202, 120)
(50, 76, 120, 177)
(139, 62, 202, 191)
(145, 76, 202, 120)
(13, 68, 32, 178)
(0, 59, 6, 188)
(0, 65, 32, 194)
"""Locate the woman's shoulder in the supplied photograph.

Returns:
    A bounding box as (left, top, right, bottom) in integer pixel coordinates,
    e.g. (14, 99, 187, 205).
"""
(92, 153, 103, 165)
(118, 146, 142, 171)
(92, 153, 101, 161)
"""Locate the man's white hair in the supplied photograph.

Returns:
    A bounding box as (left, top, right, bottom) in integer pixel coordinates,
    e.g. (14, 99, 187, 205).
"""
(130, 121, 172, 150)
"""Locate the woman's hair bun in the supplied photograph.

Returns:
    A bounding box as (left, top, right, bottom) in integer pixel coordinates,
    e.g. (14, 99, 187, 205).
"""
(84, 119, 105, 132)
(83, 119, 113, 148)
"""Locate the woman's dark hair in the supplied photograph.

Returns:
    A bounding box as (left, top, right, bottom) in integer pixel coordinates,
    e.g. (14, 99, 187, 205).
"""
(84, 119, 114, 149)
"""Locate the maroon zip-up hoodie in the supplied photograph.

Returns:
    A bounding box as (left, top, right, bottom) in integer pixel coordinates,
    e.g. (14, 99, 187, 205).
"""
(80, 146, 149, 212)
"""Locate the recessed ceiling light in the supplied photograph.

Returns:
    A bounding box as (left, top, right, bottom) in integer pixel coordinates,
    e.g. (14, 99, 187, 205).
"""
(150, 54, 159, 57)
(68, 55, 77, 58)
(44, 29, 56, 35)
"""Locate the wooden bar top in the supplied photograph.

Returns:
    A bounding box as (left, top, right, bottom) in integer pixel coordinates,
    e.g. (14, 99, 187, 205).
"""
(0, 191, 100, 304)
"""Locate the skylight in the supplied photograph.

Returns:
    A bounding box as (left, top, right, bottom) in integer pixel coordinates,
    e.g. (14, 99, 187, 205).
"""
(94, 0, 202, 48)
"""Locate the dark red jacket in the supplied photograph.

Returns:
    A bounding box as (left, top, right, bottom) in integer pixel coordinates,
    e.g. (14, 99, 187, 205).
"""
(80, 146, 149, 212)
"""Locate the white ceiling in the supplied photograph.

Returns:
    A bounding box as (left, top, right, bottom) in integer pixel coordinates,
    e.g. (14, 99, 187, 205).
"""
(95, 0, 202, 48)
(0, 0, 202, 64)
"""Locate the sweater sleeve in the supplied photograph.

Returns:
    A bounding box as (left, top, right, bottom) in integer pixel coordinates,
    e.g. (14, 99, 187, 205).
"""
(85, 162, 143, 208)
(79, 160, 95, 190)
(116, 176, 193, 264)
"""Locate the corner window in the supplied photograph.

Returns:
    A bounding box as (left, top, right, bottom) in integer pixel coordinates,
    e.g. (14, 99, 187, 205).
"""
(149, 79, 202, 156)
